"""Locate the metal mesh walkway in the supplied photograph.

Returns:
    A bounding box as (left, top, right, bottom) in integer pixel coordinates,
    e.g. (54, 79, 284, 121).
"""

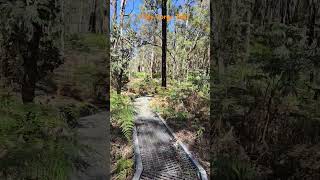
(133, 97, 204, 180)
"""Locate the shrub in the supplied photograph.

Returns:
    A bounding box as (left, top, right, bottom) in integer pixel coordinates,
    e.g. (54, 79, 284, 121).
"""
(155, 80, 209, 121)
(113, 158, 133, 180)
(131, 72, 147, 79)
(111, 91, 135, 140)
(66, 33, 106, 51)
(0, 96, 79, 180)
(78, 103, 98, 117)
(59, 104, 79, 129)
(128, 76, 159, 96)
(213, 156, 256, 180)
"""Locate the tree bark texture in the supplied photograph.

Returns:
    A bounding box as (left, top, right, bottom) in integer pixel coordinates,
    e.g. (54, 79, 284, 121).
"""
(161, 0, 167, 87)
(22, 23, 42, 104)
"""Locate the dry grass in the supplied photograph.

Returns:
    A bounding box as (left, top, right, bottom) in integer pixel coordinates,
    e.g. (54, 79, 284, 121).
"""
(150, 96, 211, 177)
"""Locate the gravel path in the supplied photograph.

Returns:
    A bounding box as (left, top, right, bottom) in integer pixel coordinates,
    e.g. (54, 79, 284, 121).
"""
(71, 111, 110, 180)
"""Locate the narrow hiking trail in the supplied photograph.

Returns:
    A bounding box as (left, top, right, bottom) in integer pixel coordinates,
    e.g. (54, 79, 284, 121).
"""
(71, 112, 109, 180)
(133, 97, 207, 180)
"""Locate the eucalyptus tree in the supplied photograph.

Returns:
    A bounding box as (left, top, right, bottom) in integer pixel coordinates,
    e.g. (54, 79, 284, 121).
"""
(111, 0, 138, 94)
(161, 0, 168, 87)
(131, 0, 209, 83)
(0, 0, 63, 103)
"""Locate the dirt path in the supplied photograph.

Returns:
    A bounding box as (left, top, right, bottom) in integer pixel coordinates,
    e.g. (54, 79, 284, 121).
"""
(71, 112, 110, 180)
(133, 97, 207, 180)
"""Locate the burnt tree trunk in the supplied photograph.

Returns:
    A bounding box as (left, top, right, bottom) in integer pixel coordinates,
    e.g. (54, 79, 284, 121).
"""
(21, 23, 41, 104)
(89, 0, 98, 32)
(161, 0, 167, 87)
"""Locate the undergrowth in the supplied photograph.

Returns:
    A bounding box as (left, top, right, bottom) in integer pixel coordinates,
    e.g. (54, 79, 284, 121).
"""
(111, 90, 134, 180)
(110, 90, 135, 140)
(0, 88, 82, 180)
(66, 33, 107, 51)
(113, 157, 133, 180)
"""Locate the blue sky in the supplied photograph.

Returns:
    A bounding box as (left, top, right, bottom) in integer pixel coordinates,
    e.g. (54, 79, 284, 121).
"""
(111, 0, 187, 15)
(111, 0, 188, 32)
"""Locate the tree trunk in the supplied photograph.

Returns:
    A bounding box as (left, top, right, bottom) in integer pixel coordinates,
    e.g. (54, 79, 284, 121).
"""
(212, 0, 225, 80)
(61, 0, 65, 56)
(96, 0, 104, 33)
(151, 35, 156, 78)
(210, 3, 215, 170)
(106, 0, 111, 112)
(116, 0, 127, 94)
(102, 0, 108, 32)
(22, 23, 41, 104)
(120, 0, 126, 35)
(307, 2, 316, 46)
(79, 0, 83, 32)
(117, 69, 123, 94)
(89, 0, 98, 32)
(112, 0, 117, 25)
(161, 0, 167, 87)
(244, 7, 252, 63)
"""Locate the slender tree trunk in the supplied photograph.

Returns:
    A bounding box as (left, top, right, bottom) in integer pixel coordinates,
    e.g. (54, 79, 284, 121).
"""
(115, 0, 127, 94)
(212, 0, 226, 80)
(96, 0, 104, 33)
(210, 1, 216, 178)
(89, 0, 98, 32)
(61, 0, 65, 56)
(244, 6, 252, 63)
(307, 2, 316, 46)
(106, 0, 111, 113)
(117, 69, 123, 94)
(112, 0, 117, 25)
(161, 0, 167, 87)
(120, 0, 126, 35)
(79, 0, 83, 32)
(151, 35, 156, 78)
(22, 23, 41, 104)
(102, 0, 108, 32)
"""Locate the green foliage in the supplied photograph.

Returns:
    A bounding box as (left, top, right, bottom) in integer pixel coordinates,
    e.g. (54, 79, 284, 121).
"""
(196, 126, 205, 138)
(175, 111, 189, 121)
(81, 33, 107, 49)
(213, 156, 256, 180)
(59, 104, 79, 128)
(0, 94, 79, 180)
(78, 103, 98, 117)
(131, 72, 147, 79)
(62, 60, 108, 101)
(160, 107, 176, 119)
(67, 33, 91, 52)
(149, 76, 209, 126)
(111, 24, 135, 93)
(72, 64, 99, 95)
(187, 71, 210, 92)
(128, 76, 160, 96)
(113, 158, 133, 180)
(58, 103, 98, 128)
(66, 33, 107, 51)
(0, 0, 63, 81)
(0, 89, 13, 109)
(212, 17, 320, 178)
(111, 91, 135, 140)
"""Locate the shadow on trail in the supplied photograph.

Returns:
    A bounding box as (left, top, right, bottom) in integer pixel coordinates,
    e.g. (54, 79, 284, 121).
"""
(133, 97, 203, 180)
